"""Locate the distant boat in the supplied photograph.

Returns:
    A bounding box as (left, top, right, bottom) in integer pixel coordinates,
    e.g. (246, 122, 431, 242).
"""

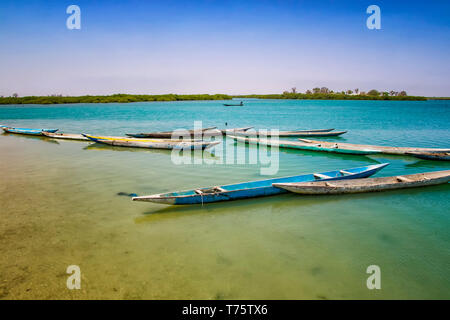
(223, 101, 244, 106)
(132, 163, 389, 205)
(273, 170, 450, 195)
(406, 152, 450, 161)
(229, 135, 380, 155)
(298, 139, 450, 155)
(2, 127, 59, 136)
(42, 132, 90, 141)
(83, 134, 221, 150)
(234, 130, 346, 137)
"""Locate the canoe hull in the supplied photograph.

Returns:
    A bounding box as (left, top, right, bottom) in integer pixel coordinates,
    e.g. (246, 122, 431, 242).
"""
(235, 130, 346, 137)
(127, 131, 220, 138)
(222, 126, 253, 133)
(406, 152, 450, 161)
(230, 135, 379, 155)
(83, 134, 203, 143)
(127, 127, 252, 138)
(299, 139, 450, 155)
(84, 134, 220, 150)
(2, 127, 59, 135)
(296, 128, 334, 133)
(273, 170, 450, 194)
(126, 127, 218, 138)
(132, 163, 389, 205)
(291, 131, 346, 137)
(42, 132, 89, 141)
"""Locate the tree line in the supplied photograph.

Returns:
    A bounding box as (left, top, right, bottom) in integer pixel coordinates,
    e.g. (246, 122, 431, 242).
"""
(237, 87, 426, 101)
(0, 89, 427, 104)
(0, 94, 233, 104)
(285, 87, 409, 97)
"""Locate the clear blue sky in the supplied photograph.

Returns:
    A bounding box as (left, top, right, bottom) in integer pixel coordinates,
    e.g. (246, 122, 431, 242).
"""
(0, 0, 449, 96)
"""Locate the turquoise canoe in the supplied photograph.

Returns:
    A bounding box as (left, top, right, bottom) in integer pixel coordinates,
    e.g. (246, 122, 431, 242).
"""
(132, 163, 389, 205)
(229, 135, 380, 155)
(233, 129, 347, 137)
(2, 127, 59, 135)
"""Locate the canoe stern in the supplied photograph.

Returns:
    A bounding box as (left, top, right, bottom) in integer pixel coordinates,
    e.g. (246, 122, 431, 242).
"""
(132, 194, 177, 205)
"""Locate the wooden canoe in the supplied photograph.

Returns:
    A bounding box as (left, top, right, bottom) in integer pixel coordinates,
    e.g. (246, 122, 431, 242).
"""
(132, 163, 389, 205)
(81, 135, 201, 142)
(293, 130, 346, 137)
(233, 128, 335, 133)
(406, 152, 450, 161)
(298, 139, 450, 155)
(2, 127, 59, 135)
(229, 135, 380, 155)
(296, 128, 335, 132)
(223, 102, 244, 106)
(221, 126, 253, 133)
(273, 170, 450, 195)
(42, 132, 90, 141)
(83, 134, 221, 150)
(234, 130, 346, 137)
(126, 127, 218, 138)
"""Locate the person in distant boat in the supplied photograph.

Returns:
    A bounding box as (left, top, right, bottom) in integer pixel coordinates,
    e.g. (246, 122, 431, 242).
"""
(240, 101, 243, 106)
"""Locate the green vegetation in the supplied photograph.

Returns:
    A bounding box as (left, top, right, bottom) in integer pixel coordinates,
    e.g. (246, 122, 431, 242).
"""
(0, 88, 430, 105)
(234, 93, 426, 101)
(0, 94, 232, 105)
(235, 87, 425, 100)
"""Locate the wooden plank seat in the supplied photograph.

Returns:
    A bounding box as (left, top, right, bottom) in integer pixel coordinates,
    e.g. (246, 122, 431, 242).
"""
(313, 173, 332, 180)
(195, 187, 226, 194)
(396, 176, 414, 183)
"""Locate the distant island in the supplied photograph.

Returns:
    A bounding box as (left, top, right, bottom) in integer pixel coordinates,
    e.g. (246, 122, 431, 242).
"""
(0, 88, 435, 104)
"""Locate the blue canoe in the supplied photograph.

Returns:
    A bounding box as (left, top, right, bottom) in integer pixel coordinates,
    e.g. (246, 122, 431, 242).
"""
(2, 127, 59, 135)
(132, 163, 389, 205)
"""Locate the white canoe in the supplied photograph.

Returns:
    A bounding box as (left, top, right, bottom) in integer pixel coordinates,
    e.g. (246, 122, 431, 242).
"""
(273, 170, 450, 195)
(42, 132, 90, 141)
(229, 135, 380, 155)
(234, 130, 346, 137)
(83, 134, 221, 150)
(221, 126, 253, 133)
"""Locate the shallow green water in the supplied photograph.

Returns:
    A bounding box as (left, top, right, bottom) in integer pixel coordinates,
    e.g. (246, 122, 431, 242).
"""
(0, 99, 449, 299)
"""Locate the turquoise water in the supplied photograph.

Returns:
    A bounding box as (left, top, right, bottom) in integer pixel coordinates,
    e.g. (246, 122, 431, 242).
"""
(0, 99, 449, 299)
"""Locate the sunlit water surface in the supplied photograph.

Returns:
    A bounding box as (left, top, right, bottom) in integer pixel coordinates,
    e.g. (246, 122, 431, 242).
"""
(0, 100, 449, 299)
